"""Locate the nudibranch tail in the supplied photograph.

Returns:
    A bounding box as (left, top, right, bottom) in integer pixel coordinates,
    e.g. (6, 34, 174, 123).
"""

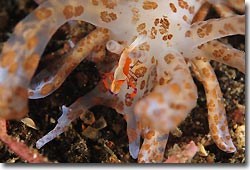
(29, 28, 109, 99)
(191, 58, 236, 153)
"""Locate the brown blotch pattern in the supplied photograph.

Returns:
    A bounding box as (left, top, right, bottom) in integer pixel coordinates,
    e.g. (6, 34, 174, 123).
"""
(101, 0, 117, 9)
(169, 83, 181, 95)
(178, 0, 189, 9)
(100, 11, 117, 23)
(27, 36, 38, 50)
(135, 66, 147, 78)
(40, 83, 53, 96)
(34, 7, 52, 20)
(197, 23, 213, 38)
(22, 53, 39, 73)
(164, 53, 175, 64)
(142, 1, 158, 10)
(131, 7, 140, 24)
(0, 51, 16, 68)
(169, 3, 177, 13)
(63, 5, 84, 20)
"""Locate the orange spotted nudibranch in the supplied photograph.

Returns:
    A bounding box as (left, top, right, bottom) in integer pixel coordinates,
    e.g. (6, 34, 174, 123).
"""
(0, 0, 245, 163)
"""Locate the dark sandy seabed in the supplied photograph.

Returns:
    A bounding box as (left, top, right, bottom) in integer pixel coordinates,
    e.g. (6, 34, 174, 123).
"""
(0, 0, 245, 164)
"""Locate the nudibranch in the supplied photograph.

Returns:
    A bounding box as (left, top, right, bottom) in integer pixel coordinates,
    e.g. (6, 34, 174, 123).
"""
(0, 0, 245, 163)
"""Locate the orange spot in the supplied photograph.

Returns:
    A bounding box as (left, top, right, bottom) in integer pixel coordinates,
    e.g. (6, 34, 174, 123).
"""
(229, 147, 235, 151)
(207, 99, 216, 112)
(144, 130, 155, 140)
(164, 53, 175, 64)
(213, 135, 219, 140)
(220, 125, 226, 132)
(151, 56, 155, 63)
(15, 86, 28, 99)
(100, 11, 117, 23)
(137, 23, 146, 33)
(188, 92, 196, 99)
(127, 128, 138, 144)
(101, 0, 117, 9)
(8, 62, 18, 74)
(0, 85, 9, 110)
(23, 53, 39, 72)
(75, 6, 84, 17)
(53, 75, 63, 89)
(92, 0, 98, 5)
(184, 82, 192, 89)
(213, 114, 219, 124)
(170, 103, 187, 110)
(169, 3, 177, 13)
(131, 7, 140, 24)
(141, 143, 151, 151)
(142, 1, 158, 10)
(63, 5, 74, 19)
(27, 36, 38, 50)
(210, 124, 218, 134)
(155, 154, 163, 162)
(35, 7, 52, 20)
(0, 51, 16, 67)
(185, 30, 192, 37)
(135, 66, 147, 78)
(137, 153, 144, 161)
(159, 77, 165, 85)
(183, 15, 189, 24)
(40, 83, 53, 96)
(197, 23, 213, 38)
(140, 80, 146, 90)
(178, 0, 189, 9)
(150, 93, 164, 103)
(225, 135, 231, 140)
(201, 67, 211, 78)
(218, 143, 226, 150)
(169, 83, 181, 95)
